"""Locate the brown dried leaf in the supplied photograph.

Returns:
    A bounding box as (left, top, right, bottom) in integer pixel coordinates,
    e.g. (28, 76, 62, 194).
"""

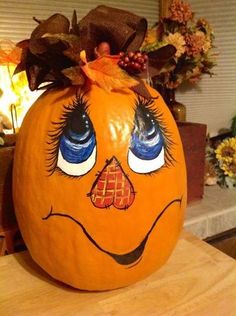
(27, 64, 43, 91)
(14, 40, 29, 73)
(42, 33, 79, 42)
(71, 10, 79, 35)
(63, 43, 81, 64)
(156, 21, 164, 41)
(62, 66, 85, 85)
(40, 33, 81, 63)
(148, 63, 176, 77)
(148, 44, 176, 65)
(130, 80, 153, 100)
(148, 44, 176, 76)
(31, 14, 70, 39)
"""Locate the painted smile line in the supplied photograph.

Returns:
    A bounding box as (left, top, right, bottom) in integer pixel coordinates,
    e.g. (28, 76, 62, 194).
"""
(42, 198, 182, 266)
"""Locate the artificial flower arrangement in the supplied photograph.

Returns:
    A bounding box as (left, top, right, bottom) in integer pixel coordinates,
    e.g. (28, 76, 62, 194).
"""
(205, 119, 236, 188)
(142, 0, 217, 91)
(215, 137, 236, 187)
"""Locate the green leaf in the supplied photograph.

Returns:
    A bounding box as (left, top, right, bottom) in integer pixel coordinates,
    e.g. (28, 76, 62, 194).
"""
(231, 116, 236, 136)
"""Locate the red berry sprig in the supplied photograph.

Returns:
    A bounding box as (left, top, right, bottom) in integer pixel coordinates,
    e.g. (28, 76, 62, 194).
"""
(118, 51, 148, 75)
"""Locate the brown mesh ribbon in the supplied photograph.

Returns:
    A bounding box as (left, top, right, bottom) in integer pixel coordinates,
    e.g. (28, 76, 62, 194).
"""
(79, 5, 147, 60)
(15, 6, 148, 91)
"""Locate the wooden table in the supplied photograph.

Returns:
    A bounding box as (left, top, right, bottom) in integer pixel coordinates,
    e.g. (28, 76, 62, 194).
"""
(1, 231, 236, 315)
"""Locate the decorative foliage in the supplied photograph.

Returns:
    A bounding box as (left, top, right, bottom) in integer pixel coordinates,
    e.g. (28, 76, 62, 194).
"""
(80, 51, 138, 92)
(14, 15, 81, 91)
(14, 6, 177, 100)
(142, 0, 217, 89)
(0, 40, 22, 65)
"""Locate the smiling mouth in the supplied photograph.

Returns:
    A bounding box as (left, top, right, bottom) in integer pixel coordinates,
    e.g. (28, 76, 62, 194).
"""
(42, 198, 182, 267)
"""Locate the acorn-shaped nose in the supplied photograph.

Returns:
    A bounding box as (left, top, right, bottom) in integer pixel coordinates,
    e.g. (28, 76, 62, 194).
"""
(90, 157, 135, 209)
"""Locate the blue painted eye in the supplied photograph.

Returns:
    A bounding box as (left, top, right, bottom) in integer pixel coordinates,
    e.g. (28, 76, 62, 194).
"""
(130, 125, 164, 160)
(57, 108, 96, 176)
(59, 128, 96, 163)
(128, 104, 165, 174)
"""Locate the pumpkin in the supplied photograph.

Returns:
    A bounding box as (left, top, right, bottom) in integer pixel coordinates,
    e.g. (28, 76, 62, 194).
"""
(13, 83, 186, 290)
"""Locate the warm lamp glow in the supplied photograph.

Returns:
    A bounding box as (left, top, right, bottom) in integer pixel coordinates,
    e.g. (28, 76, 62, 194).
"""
(0, 65, 42, 133)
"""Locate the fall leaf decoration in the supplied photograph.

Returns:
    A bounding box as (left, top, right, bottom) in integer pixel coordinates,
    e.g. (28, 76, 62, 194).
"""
(14, 14, 80, 91)
(80, 51, 138, 92)
(0, 40, 22, 65)
(14, 6, 176, 99)
(147, 45, 177, 77)
(62, 66, 84, 86)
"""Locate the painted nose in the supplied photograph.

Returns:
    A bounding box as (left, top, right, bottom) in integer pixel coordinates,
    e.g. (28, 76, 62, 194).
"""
(90, 156, 135, 210)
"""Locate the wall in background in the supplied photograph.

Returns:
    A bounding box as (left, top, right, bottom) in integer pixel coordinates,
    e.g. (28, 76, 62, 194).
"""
(0, 0, 235, 136)
(176, 0, 236, 136)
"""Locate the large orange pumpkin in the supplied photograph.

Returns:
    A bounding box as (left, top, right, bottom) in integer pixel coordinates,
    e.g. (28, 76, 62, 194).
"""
(13, 83, 186, 290)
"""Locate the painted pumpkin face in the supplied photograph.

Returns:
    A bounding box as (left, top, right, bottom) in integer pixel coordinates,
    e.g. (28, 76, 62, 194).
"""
(13, 84, 186, 290)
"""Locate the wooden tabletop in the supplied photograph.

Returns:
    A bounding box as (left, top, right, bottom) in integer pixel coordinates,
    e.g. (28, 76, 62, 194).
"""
(1, 230, 236, 316)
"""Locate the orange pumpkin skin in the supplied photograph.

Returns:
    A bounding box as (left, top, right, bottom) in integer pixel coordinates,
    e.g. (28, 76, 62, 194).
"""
(13, 84, 186, 290)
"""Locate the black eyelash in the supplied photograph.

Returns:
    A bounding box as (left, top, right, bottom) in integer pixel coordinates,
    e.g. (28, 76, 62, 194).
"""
(46, 92, 90, 176)
(134, 95, 176, 171)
